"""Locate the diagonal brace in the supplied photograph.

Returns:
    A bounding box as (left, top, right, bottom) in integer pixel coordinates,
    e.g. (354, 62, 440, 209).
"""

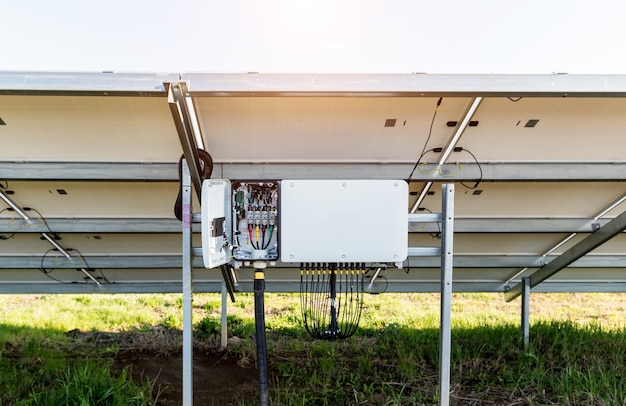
(505, 209, 626, 301)
(166, 81, 204, 200)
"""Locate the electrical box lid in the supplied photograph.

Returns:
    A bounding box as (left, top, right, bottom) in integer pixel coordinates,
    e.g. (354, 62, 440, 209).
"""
(201, 179, 232, 268)
(279, 179, 408, 263)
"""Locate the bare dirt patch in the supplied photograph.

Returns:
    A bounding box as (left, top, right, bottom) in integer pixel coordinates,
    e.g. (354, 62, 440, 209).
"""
(69, 328, 260, 405)
(116, 350, 259, 406)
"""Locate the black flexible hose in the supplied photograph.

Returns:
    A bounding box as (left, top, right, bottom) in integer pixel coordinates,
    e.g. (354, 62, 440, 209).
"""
(254, 270, 269, 406)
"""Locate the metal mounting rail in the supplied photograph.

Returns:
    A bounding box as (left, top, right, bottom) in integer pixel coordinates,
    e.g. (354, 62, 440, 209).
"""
(0, 190, 100, 285)
(505, 208, 626, 302)
(166, 81, 205, 200)
(407, 246, 442, 256)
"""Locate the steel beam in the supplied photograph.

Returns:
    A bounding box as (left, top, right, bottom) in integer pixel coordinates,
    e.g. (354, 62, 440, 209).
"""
(0, 162, 177, 181)
(3, 254, 626, 269)
(0, 255, 203, 269)
(409, 218, 611, 233)
(218, 162, 626, 182)
(0, 71, 177, 95)
(4, 71, 626, 97)
(3, 161, 626, 181)
(505, 209, 626, 301)
(166, 81, 204, 200)
(2, 280, 626, 295)
(0, 216, 613, 235)
(0, 217, 187, 233)
(182, 73, 626, 97)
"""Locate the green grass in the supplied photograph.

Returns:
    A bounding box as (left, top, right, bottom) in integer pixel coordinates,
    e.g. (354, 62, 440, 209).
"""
(0, 336, 156, 406)
(1, 292, 625, 405)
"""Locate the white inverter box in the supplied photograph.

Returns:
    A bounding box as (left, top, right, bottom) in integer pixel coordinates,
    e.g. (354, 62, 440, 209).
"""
(279, 180, 408, 263)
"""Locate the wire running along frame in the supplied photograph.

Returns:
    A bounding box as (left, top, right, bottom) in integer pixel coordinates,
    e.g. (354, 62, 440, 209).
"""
(300, 262, 366, 339)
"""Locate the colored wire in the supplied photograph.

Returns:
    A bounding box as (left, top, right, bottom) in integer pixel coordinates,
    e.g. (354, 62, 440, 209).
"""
(418, 161, 462, 177)
(265, 226, 274, 249)
(248, 225, 255, 249)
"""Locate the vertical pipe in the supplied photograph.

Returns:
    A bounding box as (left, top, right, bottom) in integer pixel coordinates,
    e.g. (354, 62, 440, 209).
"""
(181, 160, 194, 406)
(439, 184, 454, 406)
(254, 266, 269, 406)
(521, 277, 531, 349)
(221, 280, 228, 348)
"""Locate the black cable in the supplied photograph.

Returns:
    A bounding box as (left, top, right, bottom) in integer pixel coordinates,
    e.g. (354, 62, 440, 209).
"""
(174, 149, 214, 221)
(507, 96, 523, 102)
(0, 180, 7, 189)
(260, 226, 267, 250)
(68, 247, 110, 284)
(407, 97, 442, 181)
(407, 148, 439, 180)
(39, 248, 72, 284)
(0, 207, 17, 240)
(458, 147, 483, 190)
(31, 209, 105, 280)
(28, 208, 56, 236)
(39, 268, 69, 284)
(418, 207, 441, 239)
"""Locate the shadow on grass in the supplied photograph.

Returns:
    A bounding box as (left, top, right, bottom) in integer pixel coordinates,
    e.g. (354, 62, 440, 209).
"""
(0, 323, 157, 406)
(2, 318, 625, 405)
(265, 321, 626, 406)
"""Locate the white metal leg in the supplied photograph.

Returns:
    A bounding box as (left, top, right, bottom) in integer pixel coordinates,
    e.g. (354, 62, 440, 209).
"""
(521, 277, 531, 348)
(439, 184, 454, 406)
(181, 160, 194, 405)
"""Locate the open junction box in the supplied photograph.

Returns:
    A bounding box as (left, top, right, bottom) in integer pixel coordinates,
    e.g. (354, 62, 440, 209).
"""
(201, 179, 409, 269)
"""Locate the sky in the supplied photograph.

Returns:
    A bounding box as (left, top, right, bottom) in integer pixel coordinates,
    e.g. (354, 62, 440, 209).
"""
(2, 0, 626, 75)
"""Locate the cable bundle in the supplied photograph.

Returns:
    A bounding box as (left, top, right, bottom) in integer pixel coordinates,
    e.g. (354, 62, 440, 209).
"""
(300, 262, 365, 339)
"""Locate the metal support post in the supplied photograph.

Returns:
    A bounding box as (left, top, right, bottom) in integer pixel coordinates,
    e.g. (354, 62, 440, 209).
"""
(253, 262, 270, 406)
(521, 277, 531, 349)
(221, 280, 228, 348)
(439, 184, 454, 406)
(181, 160, 194, 406)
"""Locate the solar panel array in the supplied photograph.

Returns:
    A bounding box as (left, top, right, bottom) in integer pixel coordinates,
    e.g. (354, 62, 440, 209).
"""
(1, 72, 626, 295)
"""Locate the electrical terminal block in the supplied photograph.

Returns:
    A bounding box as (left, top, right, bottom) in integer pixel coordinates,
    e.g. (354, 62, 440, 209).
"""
(231, 181, 279, 261)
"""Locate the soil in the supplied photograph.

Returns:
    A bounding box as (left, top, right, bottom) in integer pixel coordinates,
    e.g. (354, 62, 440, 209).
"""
(68, 328, 262, 405)
(116, 350, 260, 406)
